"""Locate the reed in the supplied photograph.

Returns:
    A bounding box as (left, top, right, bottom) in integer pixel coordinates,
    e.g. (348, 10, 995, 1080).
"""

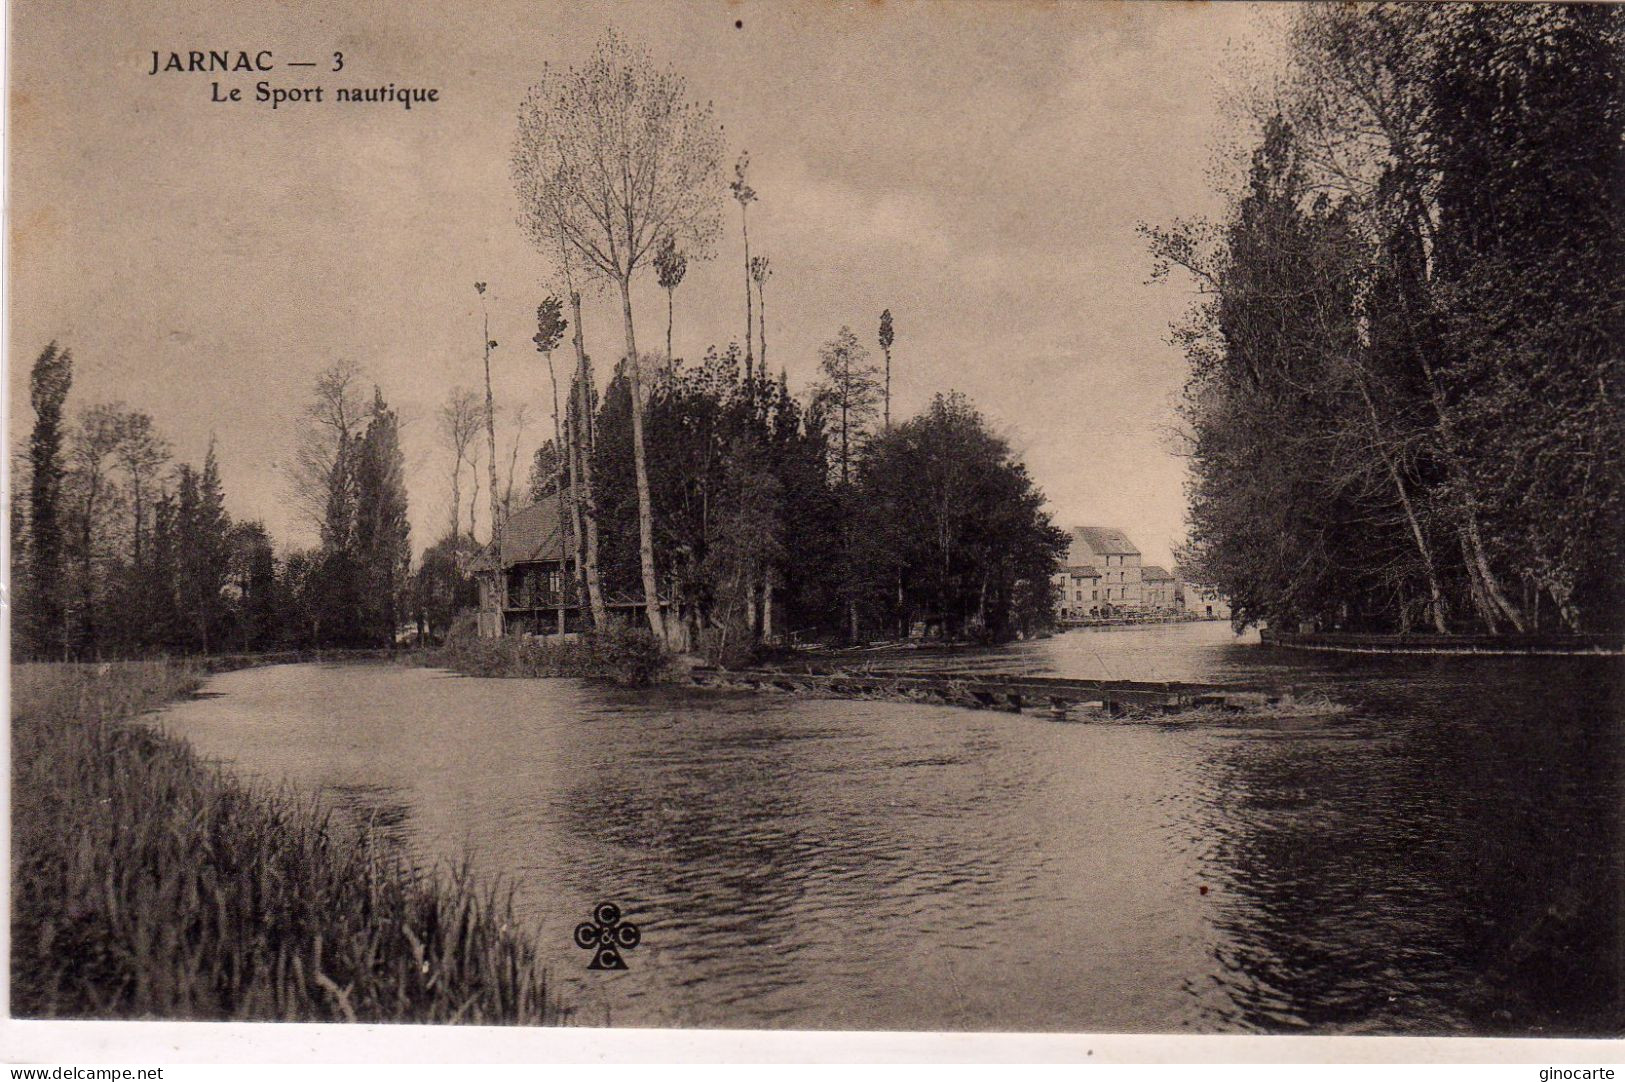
(11, 660, 566, 1024)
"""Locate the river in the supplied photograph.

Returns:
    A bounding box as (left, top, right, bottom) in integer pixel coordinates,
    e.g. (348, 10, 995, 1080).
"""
(150, 621, 1621, 1034)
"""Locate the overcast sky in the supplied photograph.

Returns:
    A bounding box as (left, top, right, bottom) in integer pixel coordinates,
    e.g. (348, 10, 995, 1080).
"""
(9, 0, 1278, 570)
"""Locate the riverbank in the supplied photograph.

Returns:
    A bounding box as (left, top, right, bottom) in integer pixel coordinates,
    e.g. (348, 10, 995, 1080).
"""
(1260, 628, 1625, 656)
(10, 660, 566, 1023)
(420, 626, 672, 685)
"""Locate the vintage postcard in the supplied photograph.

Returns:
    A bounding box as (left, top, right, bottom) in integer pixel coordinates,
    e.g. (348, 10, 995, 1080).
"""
(5, 0, 1621, 1064)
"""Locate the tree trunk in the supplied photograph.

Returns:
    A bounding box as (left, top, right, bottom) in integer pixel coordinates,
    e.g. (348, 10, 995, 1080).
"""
(1458, 528, 1500, 633)
(1424, 381, 1525, 632)
(884, 347, 891, 431)
(741, 205, 753, 383)
(617, 276, 666, 641)
(1394, 210, 1526, 634)
(976, 572, 990, 638)
(1387, 460, 1448, 634)
(762, 575, 774, 643)
(840, 397, 849, 487)
(80, 476, 100, 650)
(449, 461, 461, 542)
(1427, 400, 1524, 631)
(483, 309, 501, 553)
(1355, 379, 1447, 633)
(544, 349, 569, 638)
(564, 412, 588, 613)
(1463, 513, 1525, 632)
(756, 279, 767, 375)
(130, 481, 144, 568)
(666, 288, 674, 365)
(746, 569, 759, 639)
(569, 289, 609, 629)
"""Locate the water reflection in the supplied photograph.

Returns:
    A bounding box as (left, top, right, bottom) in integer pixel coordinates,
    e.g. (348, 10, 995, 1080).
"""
(1179, 646, 1622, 1035)
(149, 627, 1621, 1034)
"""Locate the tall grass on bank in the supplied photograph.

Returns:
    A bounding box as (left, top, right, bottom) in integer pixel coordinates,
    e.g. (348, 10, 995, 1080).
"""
(425, 623, 671, 686)
(11, 661, 566, 1023)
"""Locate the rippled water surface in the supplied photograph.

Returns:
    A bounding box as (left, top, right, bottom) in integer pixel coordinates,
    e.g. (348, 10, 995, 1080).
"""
(152, 623, 1621, 1033)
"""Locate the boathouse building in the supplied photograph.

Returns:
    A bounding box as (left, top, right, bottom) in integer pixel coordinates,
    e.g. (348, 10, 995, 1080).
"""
(475, 500, 675, 638)
(475, 500, 583, 638)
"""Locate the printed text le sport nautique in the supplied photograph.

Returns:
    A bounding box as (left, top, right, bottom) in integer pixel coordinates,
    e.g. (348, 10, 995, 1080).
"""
(148, 49, 438, 110)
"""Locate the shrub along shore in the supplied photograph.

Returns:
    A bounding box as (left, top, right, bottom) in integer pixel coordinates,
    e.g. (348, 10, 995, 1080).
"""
(421, 624, 673, 686)
(10, 660, 566, 1023)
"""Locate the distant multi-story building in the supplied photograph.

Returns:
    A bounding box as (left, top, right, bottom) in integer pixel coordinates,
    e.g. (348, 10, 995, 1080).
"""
(1051, 526, 1227, 621)
(1071, 526, 1143, 607)
(1053, 523, 1183, 614)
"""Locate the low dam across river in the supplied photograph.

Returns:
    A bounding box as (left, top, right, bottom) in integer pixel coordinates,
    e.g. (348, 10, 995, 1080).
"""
(687, 665, 1287, 717)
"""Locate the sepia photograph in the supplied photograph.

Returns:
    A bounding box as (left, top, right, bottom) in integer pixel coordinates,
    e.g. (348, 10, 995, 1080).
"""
(5, 0, 1622, 1061)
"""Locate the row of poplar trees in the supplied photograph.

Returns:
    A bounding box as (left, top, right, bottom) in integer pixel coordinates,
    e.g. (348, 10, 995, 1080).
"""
(12, 345, 412, 660)
(1145, 4, 1623, 635)
(492, 31, 1062, 654)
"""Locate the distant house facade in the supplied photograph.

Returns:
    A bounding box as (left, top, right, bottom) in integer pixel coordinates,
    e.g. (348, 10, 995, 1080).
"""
(1141, 565, 1177, 609)
(1054, 564, 1103, 620)
(1177, 579, 1232, 621)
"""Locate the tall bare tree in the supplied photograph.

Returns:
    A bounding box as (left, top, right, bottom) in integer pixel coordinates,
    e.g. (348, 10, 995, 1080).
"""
(751, 256, 772, 374)
(533, 295, 571, 632)
(513, 29, 726, 639)
(475, 282, 502, 549)
(731, 152, 757, 384)
(288, 359, 367, 540)
(112, 408, 170, 567)
(467, 441, 483, 543)
(438, 386, 483, 541)
(67, 404, 128, 647)
(501, 402, 531, 522)
(565, 282, 608, 628)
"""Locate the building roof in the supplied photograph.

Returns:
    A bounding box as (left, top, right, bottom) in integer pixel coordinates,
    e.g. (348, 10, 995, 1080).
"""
(477, 500, 576, 571)
(1061, 564, 1102, 578)
(1142, 565, 1175, 582)
(1069, 526, 1140, 558)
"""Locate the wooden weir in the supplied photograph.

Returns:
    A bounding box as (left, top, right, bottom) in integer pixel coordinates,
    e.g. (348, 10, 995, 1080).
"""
(687, 666, 1283, 719)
